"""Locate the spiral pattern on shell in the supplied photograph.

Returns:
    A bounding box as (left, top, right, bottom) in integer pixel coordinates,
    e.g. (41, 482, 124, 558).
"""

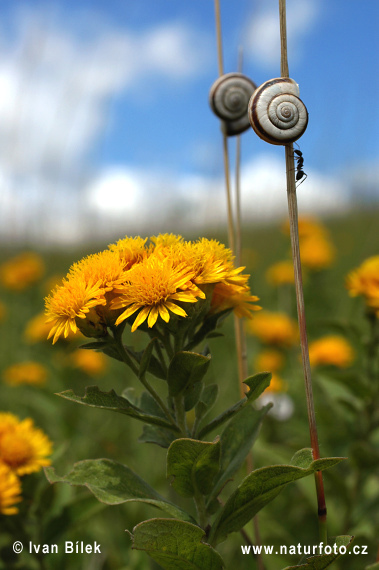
(248, 78, 308, 145)
(209, 73, 257, 136)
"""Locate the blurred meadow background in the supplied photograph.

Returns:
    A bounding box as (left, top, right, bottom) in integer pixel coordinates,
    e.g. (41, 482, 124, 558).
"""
(0, 0, 378, 569)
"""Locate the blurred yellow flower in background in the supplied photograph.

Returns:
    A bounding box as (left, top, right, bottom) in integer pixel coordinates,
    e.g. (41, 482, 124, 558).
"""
(24, 312, 52, 343)
(309, 335, 355, 368)
(247, 311, 298, 347)
(266, 261, 294, 286)
(300, 234, 335, 271)
(282, 216, 327, 239)
(0, 462, 22, 515)
(70, 349, 107, 376)
(282, 216, 335, 271)
(0, 300, 6, 322)
(0, 415, 52, 476)
(346, 256, 379, 316)
(0, 252, 45, 291)
(2, 362, 48, 387)
(264, 373, 288, 394)
(254, 349, 285, 373)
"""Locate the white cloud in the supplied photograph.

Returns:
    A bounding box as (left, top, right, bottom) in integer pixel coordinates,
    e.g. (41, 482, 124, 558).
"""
(244, 0, 320, 68)
(0, 7, 210, 177)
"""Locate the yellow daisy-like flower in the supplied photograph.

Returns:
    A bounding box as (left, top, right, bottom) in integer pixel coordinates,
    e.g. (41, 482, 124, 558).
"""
(69, 250, 127, 293)
(346, 256, 379, 316)
(45, 278, 106, 344)
(0, 252, 45, 291)
(113, 255, 201, 332)
(0, 416, 52, 476)
(70, 349, 107, 376)
(247, 311, 298, 347)
(309, 335, 355, 368)
(254, 349, 285, 373)
(210, 282, 261, 318)
(108, 235, 148, 269)
(0, 462, 22, 515)
(2, 362, 48, 387)
(266, 261, 295, 286)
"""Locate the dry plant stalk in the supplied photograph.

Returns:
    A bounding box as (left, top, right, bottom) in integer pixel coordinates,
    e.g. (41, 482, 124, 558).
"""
(279, 0, 327, 540)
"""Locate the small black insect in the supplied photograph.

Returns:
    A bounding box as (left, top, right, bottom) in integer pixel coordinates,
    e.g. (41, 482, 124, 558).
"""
(293, 144, 307, 186)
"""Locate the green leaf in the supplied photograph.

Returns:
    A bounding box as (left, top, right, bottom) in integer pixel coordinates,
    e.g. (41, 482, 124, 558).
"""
(57, 386, 179, 432)
(130, 518, 225, 570)
(168, 351, 211, 398)
(184, 379, 204, 412)
(167, 438, 220, 498)
(134, 339, 167, 380)
(45, 459, 194, 523)
(139, 425, 176, 448)
(282, 535, 354, 569)
(195, 384, 219, 426)
(207, 404, 271, 504)
(79, 340, 109, 350)
(366, 563, 379, 570)
(244, 372, 272, 401)
(197, 397, 247, 440)
(209, 449, 345, 545)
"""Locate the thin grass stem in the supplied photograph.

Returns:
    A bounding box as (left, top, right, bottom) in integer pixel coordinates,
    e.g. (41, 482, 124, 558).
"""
(279, 0, 327, 540)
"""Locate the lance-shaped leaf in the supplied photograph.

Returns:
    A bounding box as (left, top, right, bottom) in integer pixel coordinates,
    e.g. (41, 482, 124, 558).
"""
(57, 386, 179, 432)
(168, 351, 211, 398)
(167, 438, 221, 498)
(135, 337, 166, 380)
(130, 518, 225, 570)
(282, 535, 354, 569)
(209, 449, 345, 545)
(207, 404, 271, 505)
(244, 372, 272, 401)
(196, 384, 219, 416)
(45, 459, 194, 523)
(139, 425, 176, 449)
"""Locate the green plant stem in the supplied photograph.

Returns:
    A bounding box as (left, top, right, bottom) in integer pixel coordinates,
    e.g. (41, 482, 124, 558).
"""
(194, 489, 208, 529)
(174, 394, 188, 436)
(140, 373, 177, 427)
(113, 334, 177, 427)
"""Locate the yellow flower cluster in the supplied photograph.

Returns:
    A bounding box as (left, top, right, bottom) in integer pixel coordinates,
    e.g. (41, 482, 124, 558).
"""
(0, 413, 52, 515)
(45, 234, 260, 343)
(2, 362, 48, 387)
(282, 216, 335, 271)
(247, 311, 298, 347)
(346, 256, 379, 316)
(308, 335, 355, 368)
(0, 252, 45, 291)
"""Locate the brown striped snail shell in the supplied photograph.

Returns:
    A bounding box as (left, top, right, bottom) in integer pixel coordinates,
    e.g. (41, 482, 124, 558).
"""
(248, 78, 308, 145)
(209, 72, 257, 136)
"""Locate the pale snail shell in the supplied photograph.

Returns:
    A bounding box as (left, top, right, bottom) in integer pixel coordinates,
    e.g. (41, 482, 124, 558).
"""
(248, 78, 308, 145)
(209, 72, 257, 136)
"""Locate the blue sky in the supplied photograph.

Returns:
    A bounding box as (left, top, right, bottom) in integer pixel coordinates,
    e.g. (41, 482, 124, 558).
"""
(0, 0, 378, 244)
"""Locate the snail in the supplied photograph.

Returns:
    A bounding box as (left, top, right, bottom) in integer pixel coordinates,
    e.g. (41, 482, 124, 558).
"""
(209, 72, 257, 136)
(248, 78, 308, 145)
